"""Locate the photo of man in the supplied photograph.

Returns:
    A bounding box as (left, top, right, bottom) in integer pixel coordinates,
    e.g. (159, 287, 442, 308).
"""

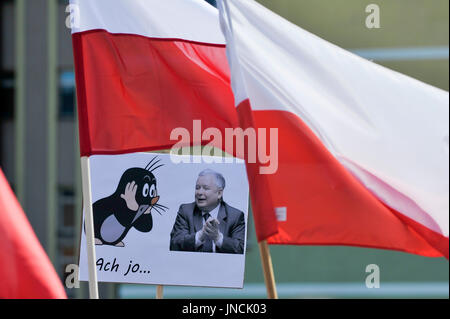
(170, 169, 246, 254)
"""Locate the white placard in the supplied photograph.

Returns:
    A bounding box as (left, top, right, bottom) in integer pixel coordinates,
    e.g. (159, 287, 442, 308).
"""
(78, 152, 249, 288)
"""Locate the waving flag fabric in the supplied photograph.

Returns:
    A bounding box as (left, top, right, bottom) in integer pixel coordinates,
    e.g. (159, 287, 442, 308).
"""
(71, 0, 237, 156)
(0, 169, 67, 298)
(72, 0, 448, 258)
(71, 0, 278, 240)
(217, 0, 449, 258)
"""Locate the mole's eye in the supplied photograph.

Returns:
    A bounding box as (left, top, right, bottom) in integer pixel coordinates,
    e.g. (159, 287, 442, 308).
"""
(142, 183, 149, 197)
(150, 184, 156, 197)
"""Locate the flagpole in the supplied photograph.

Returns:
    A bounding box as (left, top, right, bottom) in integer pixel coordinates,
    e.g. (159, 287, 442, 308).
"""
(258, 240, 278, 299)
(80, 156, 99, 299)
(156, 285, 164, 299)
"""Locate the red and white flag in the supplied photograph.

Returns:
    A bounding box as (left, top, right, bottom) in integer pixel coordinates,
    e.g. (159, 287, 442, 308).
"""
(71, 0, 237, 156)
(71, 0, 276, 240)
(0, 169, 67, 298)
(217, 0, 449, 258)
(71, 0, 448, 258)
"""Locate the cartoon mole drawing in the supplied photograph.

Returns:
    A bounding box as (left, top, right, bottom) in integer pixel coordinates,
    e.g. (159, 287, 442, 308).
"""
(91, 157, 168, 247)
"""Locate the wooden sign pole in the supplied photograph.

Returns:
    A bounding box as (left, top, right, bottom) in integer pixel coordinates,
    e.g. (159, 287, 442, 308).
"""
(80, 156, 99, 299)
(258, 240, 278, 299)
(156, 285, 164, 299)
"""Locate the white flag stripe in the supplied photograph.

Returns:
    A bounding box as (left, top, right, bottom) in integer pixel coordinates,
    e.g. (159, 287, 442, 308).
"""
(69, 0, 225, 45)
(219, 0, 449, 237)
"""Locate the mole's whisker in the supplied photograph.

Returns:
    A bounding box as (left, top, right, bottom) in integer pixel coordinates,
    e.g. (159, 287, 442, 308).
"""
(145, 156, 159, 170)
(154, 203, 169, 210)
(150, 164, 164, 172)
(147, 159, 162, 171)
(156, 206, 166, 213)
(152, 206, 163, 215)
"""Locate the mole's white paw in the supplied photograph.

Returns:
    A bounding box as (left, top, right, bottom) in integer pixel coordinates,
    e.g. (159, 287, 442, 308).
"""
(115, 241, 125, 247)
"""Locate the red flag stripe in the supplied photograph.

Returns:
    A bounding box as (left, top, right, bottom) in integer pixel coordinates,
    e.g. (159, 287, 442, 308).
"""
(73, 30, 238, 156)
(247, 108, 446, 257)
(236, 100, 278, 241)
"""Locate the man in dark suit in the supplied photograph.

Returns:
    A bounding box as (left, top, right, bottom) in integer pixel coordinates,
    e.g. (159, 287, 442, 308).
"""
(170, 169, 245, 254)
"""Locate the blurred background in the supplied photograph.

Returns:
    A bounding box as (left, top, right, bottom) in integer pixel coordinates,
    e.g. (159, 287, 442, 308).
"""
(0, 0, 448, 298)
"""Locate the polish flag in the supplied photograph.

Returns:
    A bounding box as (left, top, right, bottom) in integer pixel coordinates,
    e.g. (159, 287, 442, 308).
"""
(71, 0, 277, 239)
(0, 169, 67, 298)
(71, 0, 448, 258)
(71, 0, 237, 156)
(217, 0, 449, 258)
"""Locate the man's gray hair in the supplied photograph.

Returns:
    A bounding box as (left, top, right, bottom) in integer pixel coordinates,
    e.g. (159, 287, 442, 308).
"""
(198, 169, 225, 190)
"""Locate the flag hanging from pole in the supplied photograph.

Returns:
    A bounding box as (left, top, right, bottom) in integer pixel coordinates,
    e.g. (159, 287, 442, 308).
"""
(71, 0, 237, 156)
(0, 169, 67, 298)
(72, 0, 448, 258)
(70, 0, 278, 240)
(217, 0, 448, 258)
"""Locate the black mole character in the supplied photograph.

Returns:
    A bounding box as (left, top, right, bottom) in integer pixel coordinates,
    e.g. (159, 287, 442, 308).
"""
(90, 157, 167, 247)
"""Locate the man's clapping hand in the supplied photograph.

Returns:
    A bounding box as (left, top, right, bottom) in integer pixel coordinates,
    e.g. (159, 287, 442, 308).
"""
(204, 218, 220, 242)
